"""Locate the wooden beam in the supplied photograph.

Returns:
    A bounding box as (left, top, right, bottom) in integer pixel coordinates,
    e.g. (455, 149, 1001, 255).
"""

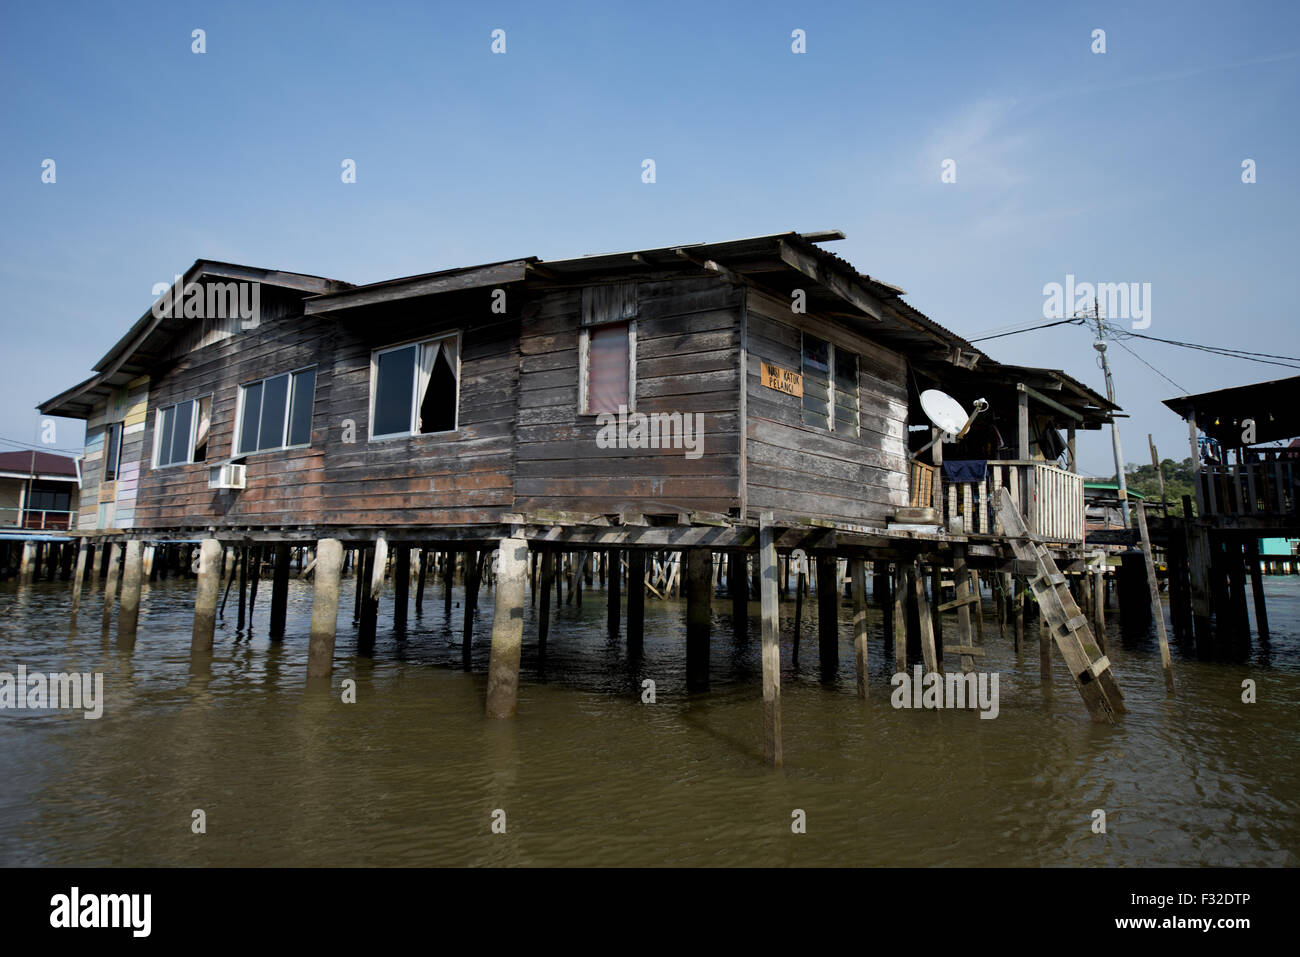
(304, 261, 529, 315)
(776, 240, 886, 321)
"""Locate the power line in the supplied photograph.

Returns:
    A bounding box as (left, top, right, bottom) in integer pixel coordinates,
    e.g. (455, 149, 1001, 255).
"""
(1122, 331, 1300, 370)
(968, 318, 1085, 342)
(1112, 337, 1191, 395)
(0, 436, 83, 455)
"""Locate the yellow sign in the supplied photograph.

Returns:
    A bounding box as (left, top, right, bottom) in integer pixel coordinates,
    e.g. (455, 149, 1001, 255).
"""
(762, 361, 803, 397)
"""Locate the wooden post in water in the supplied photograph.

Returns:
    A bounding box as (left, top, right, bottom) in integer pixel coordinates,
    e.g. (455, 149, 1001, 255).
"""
(91, 542, 103, 582)
(248, 545, 263, 623)
(269, 542, 291, 639)
(792, 552, 806, 665)
(238, 546, 250, 631)
(444, 551, 455, 621)
(851, 558, 869, 698)
(627, 549, 646, 656)
(357, 547, 378, 652)
(913, 559, 939, 674)
(485, 537, 529, 718)
(462, 548, 481, 656)
(392, 545, 410, 634)
(730, 553, 748, 637)
(606, 548, 621, 636)
(538, 549, 553, 651)
(1014, 577, 1025, 654)
(1245, 537, 1269, 640)
(1039, 614, 1052, 684)
(70, 541, 88, 623)
(686, 548, 711, 691)
(18, 541, 36, 583)
(1136, 503, 1176, 692)
(892, 563, 908, 674)
(100, 543, 119, 634)
(191, 538, 224, 652)
(816, 553, 839, 677)
(118, 540, 144, 646)
(415, 549, 427, 614)
(307, 539, 344, 680)
(758, 517, 783, 765)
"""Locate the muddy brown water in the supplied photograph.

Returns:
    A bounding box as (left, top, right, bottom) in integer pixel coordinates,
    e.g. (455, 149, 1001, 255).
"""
(1, 572, 1297, 866)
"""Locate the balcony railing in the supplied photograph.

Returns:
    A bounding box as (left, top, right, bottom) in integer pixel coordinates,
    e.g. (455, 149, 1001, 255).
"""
(0, 507, 75, 531)
(912, 459, 1086, 543)
(1198, 451, 1299, 518)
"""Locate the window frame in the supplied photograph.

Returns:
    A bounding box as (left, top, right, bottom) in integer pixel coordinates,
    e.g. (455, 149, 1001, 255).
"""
(800, 332, 861, 437)
(102, 422, 123, 482)
(233, 365, 318, 457)
(579, 319, 637, 415)
(152, 394, 212, 469)
(367, 332, 461, 442)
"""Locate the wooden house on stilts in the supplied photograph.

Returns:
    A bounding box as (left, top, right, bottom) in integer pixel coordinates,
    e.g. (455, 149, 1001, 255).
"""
(38, 230, 1126, 762)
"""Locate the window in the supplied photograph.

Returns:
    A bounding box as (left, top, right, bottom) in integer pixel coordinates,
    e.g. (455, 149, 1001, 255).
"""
(801, 333, 860, 435)
(369, 336, 459, 440)
(155, 399, 198, 467)
(580, 283, 637, 415)
(102, 423, 123, 481)
(237, 368, 316, 454)
(584, 322, 633, 414)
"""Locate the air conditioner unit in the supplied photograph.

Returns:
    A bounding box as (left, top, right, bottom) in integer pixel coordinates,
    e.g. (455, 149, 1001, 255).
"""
(209, 463, 247, 490)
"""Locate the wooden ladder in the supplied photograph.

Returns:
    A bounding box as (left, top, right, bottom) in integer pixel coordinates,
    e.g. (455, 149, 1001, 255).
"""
(994, 488, 1126, 724)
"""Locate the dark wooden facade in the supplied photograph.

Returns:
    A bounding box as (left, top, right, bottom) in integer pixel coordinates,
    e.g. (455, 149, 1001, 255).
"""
(42, 232, 1113, 539)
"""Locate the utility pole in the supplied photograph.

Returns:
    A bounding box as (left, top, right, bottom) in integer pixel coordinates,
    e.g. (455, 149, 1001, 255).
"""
(1093, 298, 1130, 526)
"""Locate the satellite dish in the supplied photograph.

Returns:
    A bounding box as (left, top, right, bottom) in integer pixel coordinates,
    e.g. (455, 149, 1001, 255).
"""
(920, 390, 969, 436)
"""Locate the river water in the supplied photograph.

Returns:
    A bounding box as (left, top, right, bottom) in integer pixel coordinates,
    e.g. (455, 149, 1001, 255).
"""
(1, 569, 1297, 867)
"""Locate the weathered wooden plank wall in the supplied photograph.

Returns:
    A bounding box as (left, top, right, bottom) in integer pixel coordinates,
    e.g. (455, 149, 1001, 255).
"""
(512, 276, 744, 517)
(744, 287, 910, 525)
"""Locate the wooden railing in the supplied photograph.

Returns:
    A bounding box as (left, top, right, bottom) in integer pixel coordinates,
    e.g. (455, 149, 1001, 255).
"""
(940, 460, 1085, 543)
(1199, 452, 1299, 518)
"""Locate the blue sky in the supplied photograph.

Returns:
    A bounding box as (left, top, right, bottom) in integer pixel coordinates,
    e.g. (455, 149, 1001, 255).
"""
(2, 0, 1297, 475)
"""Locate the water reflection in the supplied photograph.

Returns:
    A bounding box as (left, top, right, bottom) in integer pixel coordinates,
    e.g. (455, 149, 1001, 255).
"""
(0, 573, 1296, 866)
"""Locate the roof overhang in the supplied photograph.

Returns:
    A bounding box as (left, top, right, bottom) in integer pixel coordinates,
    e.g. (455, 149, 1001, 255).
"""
(304, 260, 534, 315)
(1163, 375, 1300, 446)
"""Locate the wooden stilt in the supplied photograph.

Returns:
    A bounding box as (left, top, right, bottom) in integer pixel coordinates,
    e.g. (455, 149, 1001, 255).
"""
(191, 538, 224, 652)
(70, 541, 88, 622)
(538, 548, 553, 651)
(758, 517, 783, 765)
(415, 549, 427, 614)
(851, 558, 869, 698)
(118, 540, 144, 646)
(1134, 503, 1176, 692)
(913, 559, 939, 674)
(485, 537, 529, 718)
(1245, 537, 1269, 640)
(463, 548, 481, 658)
(100, 543, 119, 634)
(627, 549, 646, 656)
(357, 547, 378, 652)
(686, 549, 711, 692)
(392, 545, 410, 634)
(269, 542, 291, 638)
(893, 562, 908, 674)
(816, 553, 838, 677)
(792, 553, 805, 666)
(607, 548, 621, 635)
(307, 539, 344, 680)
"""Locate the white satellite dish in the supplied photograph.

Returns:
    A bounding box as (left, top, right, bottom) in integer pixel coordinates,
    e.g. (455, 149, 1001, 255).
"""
(912, 389, 989, 460)
(920, 389, 969, 437)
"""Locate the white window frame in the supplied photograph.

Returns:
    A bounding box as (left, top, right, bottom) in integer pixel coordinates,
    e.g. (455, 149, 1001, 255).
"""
(579, 319, 637, 415)
(234, 365, 318, 457)
(368, 331, 461, 441)
(801, 333, 860, 436)
(152, 395, 211, 469)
